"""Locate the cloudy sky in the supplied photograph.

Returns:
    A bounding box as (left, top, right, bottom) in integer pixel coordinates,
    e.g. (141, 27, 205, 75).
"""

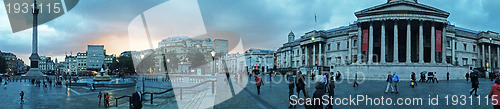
(1, 0, 499, 63)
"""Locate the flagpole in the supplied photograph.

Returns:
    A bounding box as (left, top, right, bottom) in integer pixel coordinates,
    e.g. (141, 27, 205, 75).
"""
(314, 14, 317, 30)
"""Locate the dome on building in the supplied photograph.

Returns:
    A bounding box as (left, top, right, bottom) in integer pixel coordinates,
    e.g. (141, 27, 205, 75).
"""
(288, 31, 294, 36)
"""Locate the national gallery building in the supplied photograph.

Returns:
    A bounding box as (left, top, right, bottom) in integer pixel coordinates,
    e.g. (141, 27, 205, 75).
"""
(276, 0, 500, 80)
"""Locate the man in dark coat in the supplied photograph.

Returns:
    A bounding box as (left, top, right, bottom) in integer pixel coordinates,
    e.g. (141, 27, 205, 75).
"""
(470, 71, 479, 96)
(132, 87, 143, 109)
(312, 81, 325, 109)
(295, 71, 308, 98)
(326, 72, 336, 109)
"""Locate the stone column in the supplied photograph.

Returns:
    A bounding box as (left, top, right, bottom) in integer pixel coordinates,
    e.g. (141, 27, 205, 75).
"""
(431, 22, 436, 63)
(299, 47, 303, 67)
(482, 44, 485, 67)
(406, 20, 411, 63)
(305, 46, 309, 67)
(442, 24, 447, 64)
(489, 44, 492, 68)
(419, 21, 424, 63)
(313, 44, 316, 66)
(369, 22, 374, 64)
(319, 43, 322, 66)
(452, 39, 456, 65)
(381, 21, 386, 63)
(358, 25, 362, 64)
(348, 37, 352, 64)
(394, 21, 399, 63)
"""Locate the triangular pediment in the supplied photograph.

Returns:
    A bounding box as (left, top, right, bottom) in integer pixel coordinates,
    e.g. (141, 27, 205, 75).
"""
(355, 1, 449, 18)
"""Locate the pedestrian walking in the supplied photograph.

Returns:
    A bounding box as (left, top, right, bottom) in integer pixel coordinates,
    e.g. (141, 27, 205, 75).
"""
(427, 72, 434, 83)
(296, 71, 308, 98)
(466, 72, 470, 82)
(470, 71, 479, 96)
(385, 72, 394, 93)
(336, 71, 341, 81)
(132, 87, 143, 109)
(269, 72, 272, 81)
(447, 72, 450, 81)
(434, 72, 439, 83)
(488, 77, 500, 109)
(312, 79, 325, 109)
(255, 75, 264, 94)
(105, 93, 110, 108)
(288, 73, 295, 108)
(322, 73, 328, 90)
(326, 72, 335, 109)
(353, 73, 358, 87)
(419, 72, 426, 82)
(411, 72, 417, 88)
(20, 91, 24, 104)
(393, 72, 400, 94)
(98, 91, 102, 106)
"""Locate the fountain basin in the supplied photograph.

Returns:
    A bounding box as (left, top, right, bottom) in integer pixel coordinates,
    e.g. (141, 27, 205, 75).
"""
(70, 78, 136, 88)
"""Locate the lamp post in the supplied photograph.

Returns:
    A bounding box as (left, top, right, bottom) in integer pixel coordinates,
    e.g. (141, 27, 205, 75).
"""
(248, 57, 252, 76)
(211, 51, 216, 75)
(490, 38, 493, 73)
(162, 53, 169, 80)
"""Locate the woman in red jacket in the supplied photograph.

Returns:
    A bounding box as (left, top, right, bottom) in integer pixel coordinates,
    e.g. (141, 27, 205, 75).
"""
(489, 77, 500, 109)
(255, 75, 264, 94)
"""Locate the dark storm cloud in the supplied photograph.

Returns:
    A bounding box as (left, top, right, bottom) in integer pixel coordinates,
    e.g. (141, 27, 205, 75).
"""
(1, 0, 500, 62)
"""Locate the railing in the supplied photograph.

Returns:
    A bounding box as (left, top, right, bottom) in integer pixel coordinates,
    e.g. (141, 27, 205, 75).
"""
(114, 95, 131, 107)
(144, 79, 217, 105)
(143, 88, 174, 104)
(174, 79, 216, 100)
(114, 79, 217, 107)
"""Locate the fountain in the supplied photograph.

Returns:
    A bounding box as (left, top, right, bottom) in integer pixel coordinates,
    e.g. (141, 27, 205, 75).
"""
(93, 68, 111, 81)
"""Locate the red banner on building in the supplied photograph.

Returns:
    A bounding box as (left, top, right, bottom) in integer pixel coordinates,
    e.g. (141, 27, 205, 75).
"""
(436, 30, 442, 52)
(362, 29, 369, 51)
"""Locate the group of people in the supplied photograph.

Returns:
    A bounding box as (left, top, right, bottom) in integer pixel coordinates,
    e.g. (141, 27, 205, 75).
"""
(284, 70, 339, 109)
(97, 91, 111, 108)
(417, 71, 441, 83)
(385, 72, 400, 93)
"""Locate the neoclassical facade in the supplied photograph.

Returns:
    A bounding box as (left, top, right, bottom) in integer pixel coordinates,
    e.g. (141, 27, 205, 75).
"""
(277, 0, 500, 80)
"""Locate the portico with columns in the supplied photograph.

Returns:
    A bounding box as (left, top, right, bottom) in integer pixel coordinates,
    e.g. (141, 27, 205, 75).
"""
(277, 0, 500, 80)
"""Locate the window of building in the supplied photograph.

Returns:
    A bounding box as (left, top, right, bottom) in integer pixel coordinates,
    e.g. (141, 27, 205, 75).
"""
(455, 42, 457, 50)
(328, 43, 331, 51)
(464, 44, 467, 51)
(337, 42, 341, 50)
(463, 58, 468, 66)
(446, 40, 451, 48)
(347, 41, 349, 49)
(473, 45, 476, 52)
(353, 40, 357, 47)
